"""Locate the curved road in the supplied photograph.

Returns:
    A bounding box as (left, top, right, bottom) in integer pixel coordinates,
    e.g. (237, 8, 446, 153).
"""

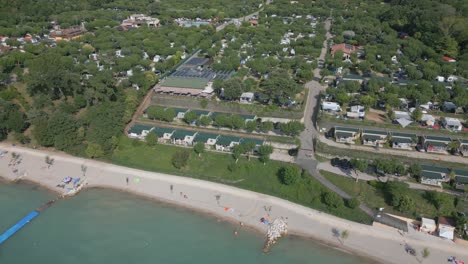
(294, 19, 377, 217)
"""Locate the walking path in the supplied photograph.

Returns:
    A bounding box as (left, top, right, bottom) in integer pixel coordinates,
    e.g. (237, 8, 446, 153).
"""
(318, 135, 468, 164)
(1, 143, 467, 264)
(317, 162, 466, 197)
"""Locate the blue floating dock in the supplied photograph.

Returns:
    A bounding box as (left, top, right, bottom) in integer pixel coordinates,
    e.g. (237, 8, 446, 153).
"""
(0, 211, 39, 245)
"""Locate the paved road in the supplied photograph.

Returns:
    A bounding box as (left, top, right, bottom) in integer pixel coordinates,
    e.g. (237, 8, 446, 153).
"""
(318, 134, 468, 164)
(216, 0, 273, 32)
(295, 19, 376, 217)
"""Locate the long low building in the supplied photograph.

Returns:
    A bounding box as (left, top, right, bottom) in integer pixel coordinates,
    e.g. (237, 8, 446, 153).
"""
(127, 124, 265, 152)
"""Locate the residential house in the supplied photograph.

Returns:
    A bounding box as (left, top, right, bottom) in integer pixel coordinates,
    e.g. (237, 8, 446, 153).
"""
(459, 139, 468, 156)
(215, 136, 242, 151)
(49, 23, 86, 41)
(240, 92, 254, 104)
(153, 127, 175, 142)
(239, 114, 257, 123)
(330, 44, 362, 60)
(423, 136, 451, 153)
(173, 108, 189, 119)
(190, 109, 211, 118)
(390, 132, 417, 150)
(437, 217, 456, 240)
(361, 130, 387, 147)
(342, 74, 365, 84)
(127, 124, 153, 139)
(420, 165, 450, 187)
(420, 218, 437, 234)
(346, 105, 365, 119)
(442, 102, 457, 113)
(171, 130, 197, 145)
(442, 117, 463, 132)
(453, 169, 468, 190)
(193, 132, 219, 147)
(442, 56, 456, 63)
(334, 126, 360, 144)
(121, 14, 160, 28)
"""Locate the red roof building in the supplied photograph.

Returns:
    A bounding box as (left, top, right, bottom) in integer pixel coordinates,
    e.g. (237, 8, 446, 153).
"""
(442, 56, 456, 62)
(330, 43, 362, 57)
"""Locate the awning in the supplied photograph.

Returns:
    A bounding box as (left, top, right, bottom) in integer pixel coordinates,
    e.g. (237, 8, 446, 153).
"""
(396, 118, 412, 128)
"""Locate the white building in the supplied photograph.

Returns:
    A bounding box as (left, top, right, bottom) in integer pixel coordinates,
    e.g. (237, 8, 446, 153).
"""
(442, 117, 462, 131)
(322, 101, 342, 112)
(346, 105, 365, 119)
(240, 92, 254, 104)
(122, 14, 160, 28)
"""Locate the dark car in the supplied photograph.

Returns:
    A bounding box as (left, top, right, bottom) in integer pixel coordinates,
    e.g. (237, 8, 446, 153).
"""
(331, 158, 341, 167)
(340, 159, 352, 170)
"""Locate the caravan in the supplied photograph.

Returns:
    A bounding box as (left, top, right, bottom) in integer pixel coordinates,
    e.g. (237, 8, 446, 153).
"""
(321, 101, 342, 112)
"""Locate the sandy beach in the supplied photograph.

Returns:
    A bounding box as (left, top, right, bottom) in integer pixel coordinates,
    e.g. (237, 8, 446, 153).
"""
(0, 143, 467, 264)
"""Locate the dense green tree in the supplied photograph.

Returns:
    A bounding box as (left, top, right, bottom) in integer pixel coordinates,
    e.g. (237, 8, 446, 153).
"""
(145, 131, 158, 147)
(245, 121, 257, 132)
(322, 192, 344, 208)
(27, 52, 80, 98)
(199, 116, 212, 127)
(278, 165, 301, 185)
(411, 108, 423, 121)
(193, 142, 205, 157)
(46, 112, 79, 150)
(183, 111, 198, 124)
(86, 143, 104, 159)
(231, 115, 245, 130)
(259, 121, 274, 132)
(222, 78, 244, 100)
(0, 99, 27, 139)
(279, 121, 305, 136)
(257, 145, 273, 164)
(350, 159, 368, 173)
(346, 198, 360, 209)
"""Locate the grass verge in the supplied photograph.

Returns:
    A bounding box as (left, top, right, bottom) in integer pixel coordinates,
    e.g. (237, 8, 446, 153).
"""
(320, 170, 447, 219)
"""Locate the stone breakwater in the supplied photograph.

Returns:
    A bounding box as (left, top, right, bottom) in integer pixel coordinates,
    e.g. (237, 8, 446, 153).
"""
(264, 218, 288, 252)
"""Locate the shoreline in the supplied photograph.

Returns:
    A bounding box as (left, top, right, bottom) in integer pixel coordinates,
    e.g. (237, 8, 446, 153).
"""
(0, 179, 379, 264)
(0, 143, 467, 264)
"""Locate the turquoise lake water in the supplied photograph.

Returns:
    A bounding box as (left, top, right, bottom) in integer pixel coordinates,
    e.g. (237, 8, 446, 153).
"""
(0, 182, 373, 264)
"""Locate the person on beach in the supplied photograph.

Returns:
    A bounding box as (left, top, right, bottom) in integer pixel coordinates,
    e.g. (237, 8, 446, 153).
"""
(126, 177, 129, 185)
(170, 185, 173, 193)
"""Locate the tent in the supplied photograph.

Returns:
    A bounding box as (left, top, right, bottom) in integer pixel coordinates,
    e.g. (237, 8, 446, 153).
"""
(396, 118, 412, 128)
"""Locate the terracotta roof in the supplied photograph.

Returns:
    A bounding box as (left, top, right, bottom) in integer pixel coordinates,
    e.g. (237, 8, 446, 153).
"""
(330, 43, 361, 56)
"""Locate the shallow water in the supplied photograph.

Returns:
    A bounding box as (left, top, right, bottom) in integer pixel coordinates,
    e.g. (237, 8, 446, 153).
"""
(0, 182, 373, 264)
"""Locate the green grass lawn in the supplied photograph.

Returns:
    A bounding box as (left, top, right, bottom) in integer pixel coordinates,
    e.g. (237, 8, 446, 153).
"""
(320, 170, 443, 219)
(112, 137, 372, 224)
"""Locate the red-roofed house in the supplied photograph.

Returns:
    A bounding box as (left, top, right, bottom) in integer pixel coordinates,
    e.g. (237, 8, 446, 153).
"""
(442, 56, 456, 63)
(330, 43, 362, 59)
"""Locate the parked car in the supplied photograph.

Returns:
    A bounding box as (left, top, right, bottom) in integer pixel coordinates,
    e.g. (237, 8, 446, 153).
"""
(416, 145, 426, 152)
(330, 158, 353, 169)
(331, 158, 341, 167)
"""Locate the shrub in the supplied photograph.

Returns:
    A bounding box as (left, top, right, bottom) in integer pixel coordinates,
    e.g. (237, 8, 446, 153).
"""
(172, 150, 190, 169)
(278, 165, 301, 185)
(347, 198, 360, 209)
(322, 191, 344, 208)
